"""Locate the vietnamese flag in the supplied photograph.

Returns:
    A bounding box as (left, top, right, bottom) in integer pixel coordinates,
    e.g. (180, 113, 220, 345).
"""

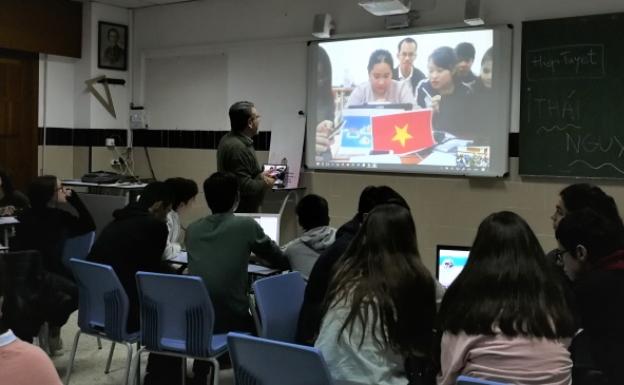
(371, 110, 435, 154)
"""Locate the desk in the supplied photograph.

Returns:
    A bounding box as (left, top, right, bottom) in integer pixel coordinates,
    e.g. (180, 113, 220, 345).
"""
(167, 251, 281, 280)
(0, 216, 18, 249)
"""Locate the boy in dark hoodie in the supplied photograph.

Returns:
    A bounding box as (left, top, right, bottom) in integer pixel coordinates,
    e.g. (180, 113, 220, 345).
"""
(87, 181, 173, 333)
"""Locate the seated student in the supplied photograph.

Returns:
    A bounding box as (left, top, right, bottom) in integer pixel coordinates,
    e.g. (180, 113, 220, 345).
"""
(87, 181, 172, 333)
(281, 194, 336, 279)
(297, 186, 429, 345)
(0, 169, 29, 216)
(415, 46, 473, 140)
(186, 172, 289, 333)
(163, 177, 198, 260)
(0, 257, 63, 385)
(556, 209, 624, 385)
(186, 172, 289, 383)
(437, 211, 576, 385)
(315, 203, 436, 385)
(14, 175, 95, 279)
(549, 183, 624, 267)
(88, 182, 175, 385)
(472, 47, 493, 95)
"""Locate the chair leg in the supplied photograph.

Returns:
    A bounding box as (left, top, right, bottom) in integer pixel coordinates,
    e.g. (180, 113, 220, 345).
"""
(181, 357, 187, 385)
(63, 330, 82, 385)
(122, 342, 133, 385)
(209, 357, 220, 385)
(129, 347, 145, 385)
(105, 342, 116, 374)
(97, 337, 103, 349)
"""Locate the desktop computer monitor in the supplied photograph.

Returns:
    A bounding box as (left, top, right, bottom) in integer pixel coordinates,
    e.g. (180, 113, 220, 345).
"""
(234, 213, 280, 244)
(436, 245, 470, 288)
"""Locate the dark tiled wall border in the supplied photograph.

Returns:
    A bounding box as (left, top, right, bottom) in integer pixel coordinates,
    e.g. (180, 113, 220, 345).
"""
(39, 127, 516, 156)
(39, 127, 272, 151)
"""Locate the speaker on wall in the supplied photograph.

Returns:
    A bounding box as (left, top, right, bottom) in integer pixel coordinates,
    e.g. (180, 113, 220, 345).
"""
(312, 13, 334, 38)
(464, 0, 484, 26)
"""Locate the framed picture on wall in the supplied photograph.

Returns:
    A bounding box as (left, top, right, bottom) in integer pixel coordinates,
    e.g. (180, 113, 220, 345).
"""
(98, 21, 127, 71)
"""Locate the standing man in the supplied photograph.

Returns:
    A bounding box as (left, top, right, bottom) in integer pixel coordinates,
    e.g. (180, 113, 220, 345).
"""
(217, 101, 275, 213)
(392, 37, 426, 97)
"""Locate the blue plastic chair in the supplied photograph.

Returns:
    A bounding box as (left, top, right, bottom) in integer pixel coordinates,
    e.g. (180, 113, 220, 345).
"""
(131, 272, 228, 385)
(457, 375, 512, 385)
(62, 231, 95, 269)
(227, 332, 334, 385)
(65, 259, 140, 385)
(252, 271, 306, 342)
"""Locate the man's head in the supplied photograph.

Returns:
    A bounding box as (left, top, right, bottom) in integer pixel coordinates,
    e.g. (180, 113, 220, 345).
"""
(137, 182, 173, 221)
(356, 185, 409, 222)
(396, 38, 418, 76)
(455, 42, 476, 76)
(203, 172, 239, 214)
(164, 177, 198, 213)
(296, 194, 330, 231)
(229, 101, 260, 137)
(108, 28, 120, 44)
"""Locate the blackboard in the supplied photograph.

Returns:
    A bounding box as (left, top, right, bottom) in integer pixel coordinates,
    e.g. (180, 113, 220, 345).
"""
(519, 13, 624, 178)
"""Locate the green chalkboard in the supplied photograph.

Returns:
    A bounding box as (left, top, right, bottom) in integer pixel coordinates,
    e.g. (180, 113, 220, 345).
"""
(519, 12, 624, 178)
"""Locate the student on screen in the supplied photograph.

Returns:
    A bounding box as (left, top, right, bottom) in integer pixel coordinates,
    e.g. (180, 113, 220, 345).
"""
(454, 42, 478, 88)
(392, 37, 426, 96)
(415, 46, 473, 139)
(346, 49, 413, 108)
(437, 211, 576, 385)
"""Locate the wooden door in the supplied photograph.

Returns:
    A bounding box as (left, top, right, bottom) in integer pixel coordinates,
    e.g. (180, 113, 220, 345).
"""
(0, 48, 38, 191)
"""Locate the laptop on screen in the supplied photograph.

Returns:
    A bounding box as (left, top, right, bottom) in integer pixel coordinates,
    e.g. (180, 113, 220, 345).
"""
(436, 245, 470, 288)
(234, 213, 280, 244)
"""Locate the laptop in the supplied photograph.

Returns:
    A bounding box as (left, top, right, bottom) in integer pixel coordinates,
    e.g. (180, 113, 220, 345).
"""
(436, 245, 470, 288)
(262, 164, 287, 189)
(234, 213, 280, 244)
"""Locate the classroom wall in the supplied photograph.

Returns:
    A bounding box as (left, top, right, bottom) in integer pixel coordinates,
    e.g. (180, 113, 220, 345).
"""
(38, 0, 624, 271)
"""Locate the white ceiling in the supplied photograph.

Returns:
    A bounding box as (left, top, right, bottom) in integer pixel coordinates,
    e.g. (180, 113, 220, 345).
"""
(90, 0, 199, 9)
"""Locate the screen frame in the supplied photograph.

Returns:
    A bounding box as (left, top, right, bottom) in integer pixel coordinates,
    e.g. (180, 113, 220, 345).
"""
(305, 24, 513, 178)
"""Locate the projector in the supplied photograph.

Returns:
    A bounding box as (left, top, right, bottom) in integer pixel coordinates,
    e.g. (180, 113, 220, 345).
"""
(359, 0, 411, 16)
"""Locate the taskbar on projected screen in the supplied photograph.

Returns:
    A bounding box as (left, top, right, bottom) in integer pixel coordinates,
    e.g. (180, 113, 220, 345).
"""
(313, 161, 491, 175)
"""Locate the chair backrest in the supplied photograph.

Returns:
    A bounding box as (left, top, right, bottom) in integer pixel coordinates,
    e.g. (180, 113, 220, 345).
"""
(70, 258, 132, 341)
(252, 271, 306, 342)
(227, 332, 334, 385)
(135, 272, 217, 357)
(62, 231, 96, 269)
(457, 375, 512, 385)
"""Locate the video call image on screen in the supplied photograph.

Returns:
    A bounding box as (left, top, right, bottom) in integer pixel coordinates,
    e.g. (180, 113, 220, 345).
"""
(305, 26, 512, 177)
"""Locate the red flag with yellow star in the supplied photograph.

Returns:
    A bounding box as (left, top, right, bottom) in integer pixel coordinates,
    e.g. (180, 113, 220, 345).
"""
(371, 110, 435, 154)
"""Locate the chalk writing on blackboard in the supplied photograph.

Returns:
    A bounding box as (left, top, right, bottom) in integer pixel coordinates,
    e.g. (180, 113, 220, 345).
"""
(527, 89, 581, 127)
(526, 44, 605, 80)
(568, 159, 624, 175)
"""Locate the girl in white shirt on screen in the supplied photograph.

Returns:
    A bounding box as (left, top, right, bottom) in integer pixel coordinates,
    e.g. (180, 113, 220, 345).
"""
(346, 49, 414, 108)
(315, 202, 436, 385)
(437, 211, 577, 385)
(163, 177, 198, 260)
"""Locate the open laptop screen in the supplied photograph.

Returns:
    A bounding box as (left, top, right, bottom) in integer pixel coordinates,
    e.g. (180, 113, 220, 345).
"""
(234, 213, 280, 244)
(436, 245, 470, 288)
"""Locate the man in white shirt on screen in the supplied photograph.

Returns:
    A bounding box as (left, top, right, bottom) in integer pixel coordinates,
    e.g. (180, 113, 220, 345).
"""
(392, 37, 426, 97)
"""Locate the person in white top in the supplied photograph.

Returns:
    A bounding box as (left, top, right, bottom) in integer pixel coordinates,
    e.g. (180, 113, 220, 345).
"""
(163, 177, 198, 260)
(346, 49, 414, 108)
(437, 211, 577, 385)
(315, 202, 436, 385)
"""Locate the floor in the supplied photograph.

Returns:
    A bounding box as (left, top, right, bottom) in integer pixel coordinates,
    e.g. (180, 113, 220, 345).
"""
(50, 311, 235, 385)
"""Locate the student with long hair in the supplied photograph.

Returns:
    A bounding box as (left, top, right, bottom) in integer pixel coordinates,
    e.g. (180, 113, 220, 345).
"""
(315, 203, 436, 385)
(556, 209, 624, 385)
(0, 169, 29, 216)
(438, 211, 576, 385)
(163, 177, 198, 260)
